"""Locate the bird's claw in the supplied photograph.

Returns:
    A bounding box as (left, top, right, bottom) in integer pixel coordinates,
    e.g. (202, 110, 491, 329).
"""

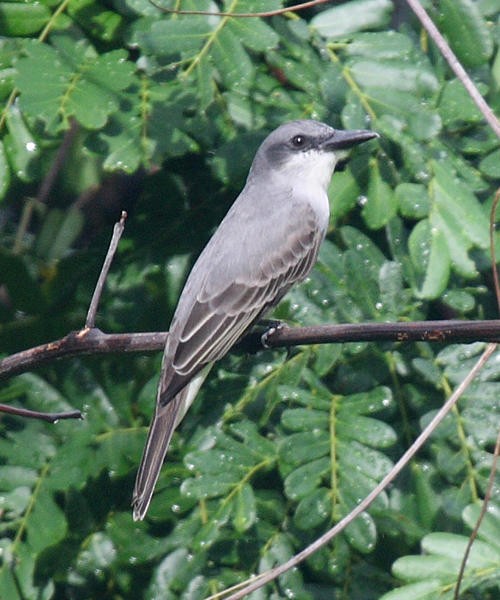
(261, 320, 288, 348)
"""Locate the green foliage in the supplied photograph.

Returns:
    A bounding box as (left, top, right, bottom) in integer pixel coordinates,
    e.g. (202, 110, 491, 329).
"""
(0, 0, 499, 598)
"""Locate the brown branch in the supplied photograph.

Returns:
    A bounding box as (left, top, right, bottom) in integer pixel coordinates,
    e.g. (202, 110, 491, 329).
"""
(149, 0, 331, 18)
(0, 329, 167, 380)
(0, 404, 82, 423)
(261, 319, 500, 347)
(1, 319, 500, 381)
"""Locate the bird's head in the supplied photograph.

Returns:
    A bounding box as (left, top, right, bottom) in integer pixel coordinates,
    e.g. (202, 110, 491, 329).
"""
(249, 120, 378, 192)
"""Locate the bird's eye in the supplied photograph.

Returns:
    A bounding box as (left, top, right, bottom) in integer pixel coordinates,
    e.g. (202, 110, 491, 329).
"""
(291, 135, 306, 147)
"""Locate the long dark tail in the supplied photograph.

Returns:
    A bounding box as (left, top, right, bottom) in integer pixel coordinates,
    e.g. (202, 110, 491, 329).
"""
(132, 367, 210, 521)
(132, 392, 184, 521)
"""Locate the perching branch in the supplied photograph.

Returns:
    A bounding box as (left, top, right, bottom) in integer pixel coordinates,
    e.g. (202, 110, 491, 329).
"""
(1, 320, 500, 381)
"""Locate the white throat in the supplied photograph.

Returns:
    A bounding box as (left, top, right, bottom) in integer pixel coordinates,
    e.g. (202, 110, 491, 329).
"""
(277, 148, 336, 226)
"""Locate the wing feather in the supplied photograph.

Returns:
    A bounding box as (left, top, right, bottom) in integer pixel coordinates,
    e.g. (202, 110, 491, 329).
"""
(167, 210, 322, 396)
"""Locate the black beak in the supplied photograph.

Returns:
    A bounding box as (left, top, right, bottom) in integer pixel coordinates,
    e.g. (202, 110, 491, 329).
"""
(322, 129, 379, 151)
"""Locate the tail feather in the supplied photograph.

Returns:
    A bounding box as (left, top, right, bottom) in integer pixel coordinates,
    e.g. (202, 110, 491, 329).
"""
(132, 367, 211, 521)
(132, 394, 183, 521)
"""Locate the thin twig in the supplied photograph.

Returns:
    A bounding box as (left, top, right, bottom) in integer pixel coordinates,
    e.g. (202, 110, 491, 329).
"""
(490, 189, 500, 313)
(216, 343, 498, 600)
(37, 119, 79, 206)
(85, 211, 127, 328)
(0, 404, 82, 422)
(150, 0, 331, 18)
(453, 188, 500, 597)
(454, 428, 500, 599)
(13, 119, 80, 255)
(405, 0, 500, 139)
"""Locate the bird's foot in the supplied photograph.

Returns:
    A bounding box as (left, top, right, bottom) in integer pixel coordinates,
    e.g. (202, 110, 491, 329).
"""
(261, 320, 288, 348)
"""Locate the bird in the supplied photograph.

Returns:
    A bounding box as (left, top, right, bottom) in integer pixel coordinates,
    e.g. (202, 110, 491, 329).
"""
(132, 120, 378, 520)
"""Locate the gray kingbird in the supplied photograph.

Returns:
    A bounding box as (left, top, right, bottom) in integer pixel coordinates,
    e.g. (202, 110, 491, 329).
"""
(133, 120, 378, 520)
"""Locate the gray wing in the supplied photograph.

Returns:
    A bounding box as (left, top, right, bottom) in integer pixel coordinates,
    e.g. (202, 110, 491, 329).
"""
(160, 196, 325, 405)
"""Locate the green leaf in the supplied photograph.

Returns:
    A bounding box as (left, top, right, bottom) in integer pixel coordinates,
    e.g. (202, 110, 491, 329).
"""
(193, 54, 216, 111)
(130, 17, 212, 56)
(422, 532, 500, 566)
(0, 466, 37, 490)
(233, 483, 256, 532)
(350, 60, 439, 96)
(0, 541, 54, 599)
(412, 462, 440, 530)
(345, 31, 414, 60)
(437, 0, 493, 67)
(344, 510, 377, 554)
(363, 158, 397, 229)
(429, 160, 489, 277)
(279, 431, 330, 467)
(211, 24, 254, 93)
(377, 114, 429, 180)
(341, 225, 386, 272)
(396, 183, 430, 219)
(329, 168, 362, 223)
(311, 0, 393, 37)
(463, 503, 500, 551)
(15, 39, 136, 132)
(48, 208, 85, 261)
(184, 445, 255, 475)
(27, 491, 67, 553)
(338, 440, 393, 481)
(343, 387, 394, 415)
(227, 420, 276, 458)
(0, 2, 50, 36)
(3, 103, 40, 182)
(281, 408, 328, 432)
(294, 487, 331, 530)
(408, 219, 450, 299)
(75, 532, 117, 575)
(337, 415, 397, 448)
(229, 17, 279, 52)
(393, 555, 459, 581)
(379, 580, 442, 599)
(480, 148, 500, 178)
(277, 384, 332, 411)
(181, 471, 241, 500)
(107, 512, 170, 564)
(283, 458, 331, 500)
(146, 547, 207, 599)
(68, 0, 124, 43)
(439, 79, 484, 126)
